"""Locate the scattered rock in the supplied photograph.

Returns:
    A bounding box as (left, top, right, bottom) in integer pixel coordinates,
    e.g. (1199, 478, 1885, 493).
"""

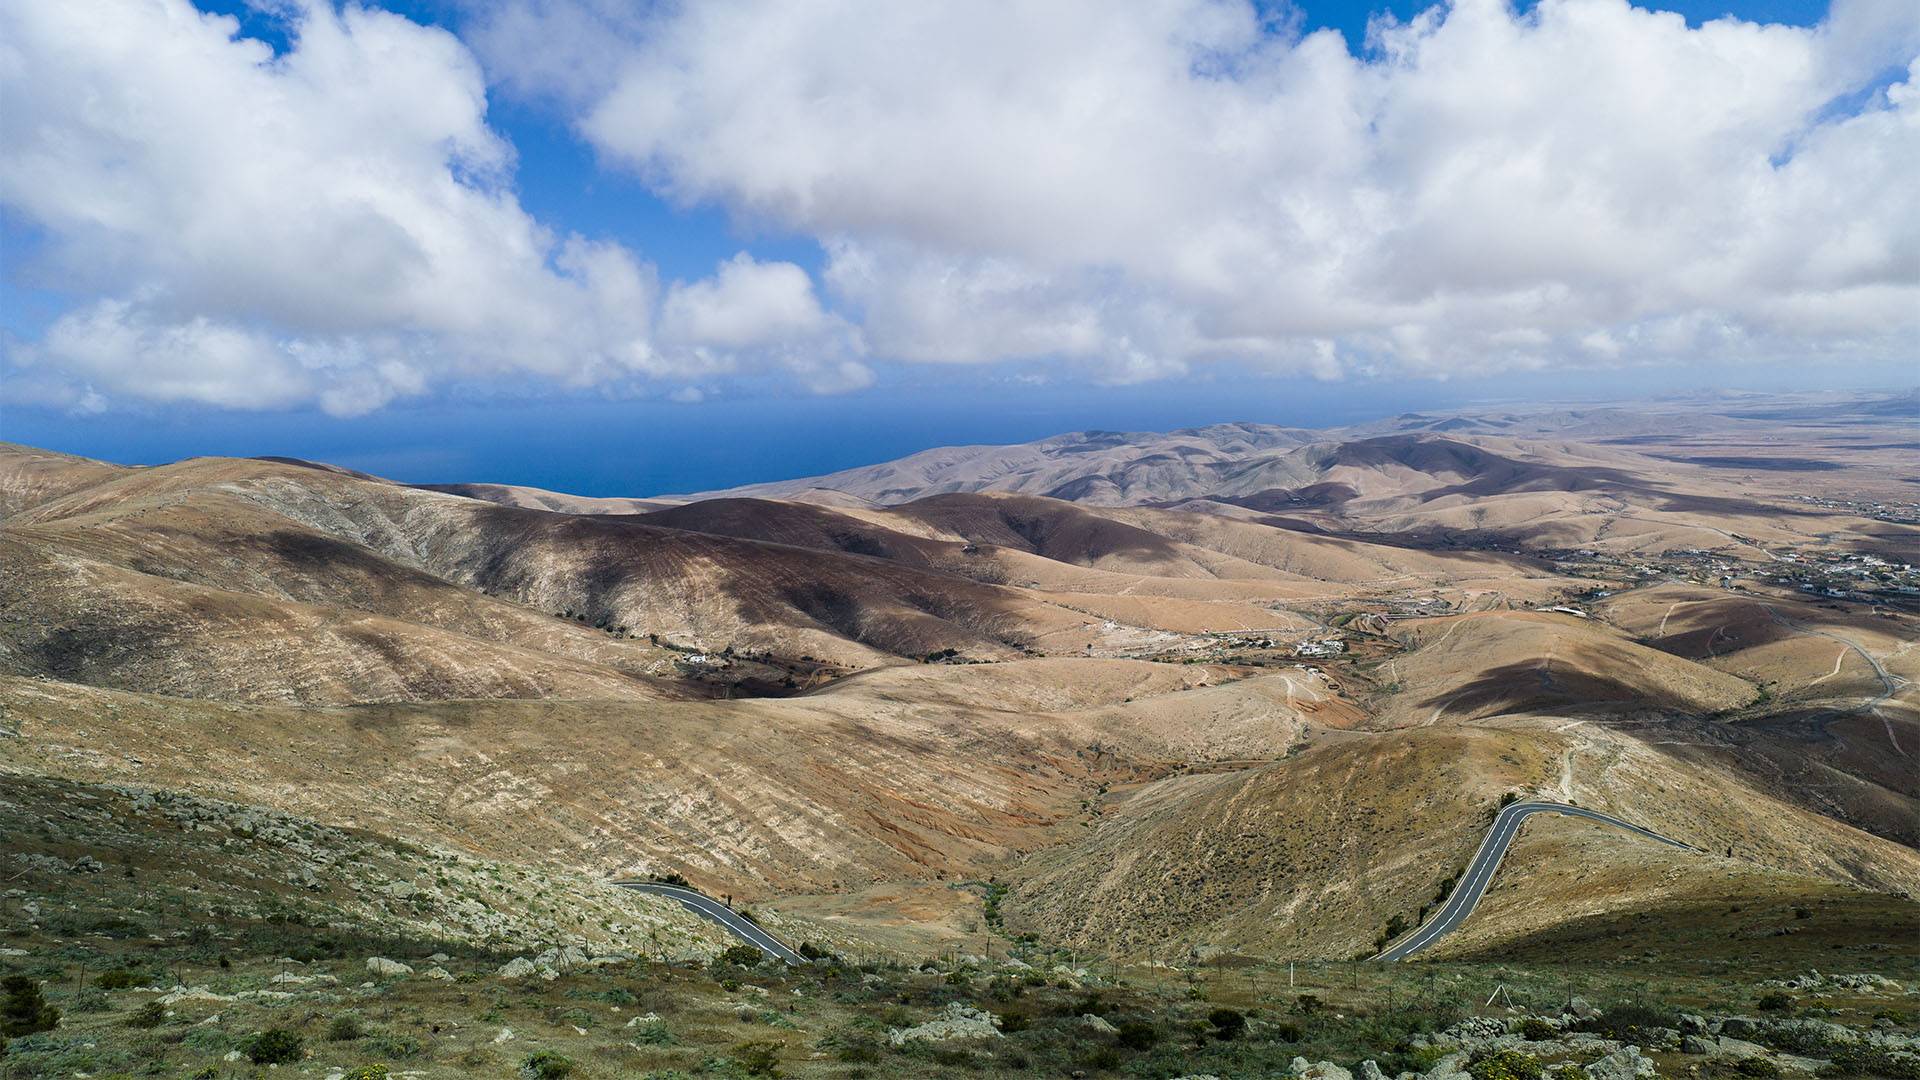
(1681, 1035, 1718, 1055)
(1082, 1014, 1117, 1033)
(158, 985, 234, 1005)
(1587, 1046, 1659, 1080)
(1718, 1037, 1769, 1059)
(1570, 997, 1597, 1020)
(1720, 1017, 1765, 1038)
(888, 1001, 1003, 1045)
(493, 1027, 514, 1043)
(1293, 1058, 1356, 1080)
(498, 957, 537, 978)
(1360, 1060, 1389, 1080)
(424, 966, 452, 980)
(534, 945, 589, 972)
(365, 957, 412, 977)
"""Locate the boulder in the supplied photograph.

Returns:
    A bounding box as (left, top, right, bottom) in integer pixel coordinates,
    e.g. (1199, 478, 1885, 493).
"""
(534, 945, 589, 972)
(1083, 1014, 1118, 1033)
(1360, 1060, 1390, 1080)
(1680, 1015, 1709, 1035)
(1569, 997, 1597, 1019)
(497, 957, 537, 978)
(1681, 1035, 1718, 1055)
(365, 957, 412, 977)
(1292, 1058, 1356, 1080)
(1587, 1046, 1659, 1080)
(1718, 1037, 1769, 1059)
(887, 1001, 1002, 1045)
(1719, 1017, 1765, 1038)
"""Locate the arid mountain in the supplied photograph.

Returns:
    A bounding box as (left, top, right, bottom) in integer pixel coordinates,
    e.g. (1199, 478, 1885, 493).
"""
(2, 394, 1915, 963)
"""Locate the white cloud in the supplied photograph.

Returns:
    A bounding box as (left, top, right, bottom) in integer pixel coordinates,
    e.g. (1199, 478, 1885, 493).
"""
(0, 0, 859, 413)
(661, 253, 836, 349)
(486, 0, 1919, 381)
(5, 0, 1914, 414)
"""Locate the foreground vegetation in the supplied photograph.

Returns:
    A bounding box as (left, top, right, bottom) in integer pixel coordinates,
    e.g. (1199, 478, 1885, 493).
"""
(3, 772, 1915, 1078)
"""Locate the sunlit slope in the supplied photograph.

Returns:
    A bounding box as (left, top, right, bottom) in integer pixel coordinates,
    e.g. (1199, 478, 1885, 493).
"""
(0, 658, 1328, 896)
(1004, 718, 1920, 960)
(1373, 610, 1758, 726)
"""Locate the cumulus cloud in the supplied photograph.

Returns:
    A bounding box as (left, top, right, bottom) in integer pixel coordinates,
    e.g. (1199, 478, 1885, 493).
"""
(488, 0, 1919, 382)
(4, 0, 1914, 414)
(0, 0, 856, 413)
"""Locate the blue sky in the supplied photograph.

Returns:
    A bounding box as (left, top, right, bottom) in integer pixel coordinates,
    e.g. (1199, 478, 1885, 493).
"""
(2, 0, 1912, 494)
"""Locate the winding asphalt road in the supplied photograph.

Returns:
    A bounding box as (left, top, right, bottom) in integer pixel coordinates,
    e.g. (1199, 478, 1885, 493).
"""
(613, 881, 807, 964)
(1374, 801, 1697, 961)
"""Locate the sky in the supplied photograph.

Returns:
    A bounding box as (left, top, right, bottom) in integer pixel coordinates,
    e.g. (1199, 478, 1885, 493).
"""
(1, 0, 1914, 494)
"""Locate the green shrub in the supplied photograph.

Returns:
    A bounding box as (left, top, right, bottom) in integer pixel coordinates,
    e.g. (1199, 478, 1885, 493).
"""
(1731, 1057, 1781, 1078)
(520, 1049, 575, 1079)
(816, 1025, 879, 1063)
(730, 1040, 783, 1077)
(328, 1013, 367, 1041)
(92, 969, 148, 990)
(1070, 994, 1112, 1017)
(368, 1034, 423, 1059)
(1297, 994, 1323, 1015)
(1572, 1001, 1681, 1045)
(1520, 1017, 1557, 1041)
(125, 1000, 167, 1029)
(718, 945, 764, 967)
(344, 1067, 391, 1080)
(1274, 1022, 1305, 1041)
(0, 976, 60, 1037)
(1116, 1021, 1159, 1050)
(247, 1028, 305, 1065)
(1874, 1010, 1908, 1024)
(72, 990, 110, 1013)
(1469, 1050, 1544, 1080)
(633, 1021, 676, 1045)
(1208, 1008, 1247, 1040)
(1756, 992, 1793, 1012)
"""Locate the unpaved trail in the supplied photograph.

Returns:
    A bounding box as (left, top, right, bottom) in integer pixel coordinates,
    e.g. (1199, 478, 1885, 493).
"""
(1760, 604, 1910, 760)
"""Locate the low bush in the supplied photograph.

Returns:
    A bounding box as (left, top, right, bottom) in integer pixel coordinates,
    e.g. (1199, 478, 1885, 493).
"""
(1208, 1008, 1248, 1040)
(1469, 1050, 1544, 1080)
(247, 1028, 305, 1065)
(633, 1021, 675, 1045)
(1572, 1001, 1682, 1045)
(520, 1049, 575, 1079)
(344, 1067, 390, 1080)
(1731, 1057, 1781, 1078)
(368, 1033, 424, 1059)
(718, 945, 764, 967)
(92, 969, 149, 991)
(328, 1013, 367, 1041)
(1116, 1021, 1160, 1050)
(124, 1001, 167, 1030)
(730, 1039, 783, 1077)
(0, 975, 60, 1038)
(1520, 1017, 1557, 1041)
(1757, 992, 1793, 1012)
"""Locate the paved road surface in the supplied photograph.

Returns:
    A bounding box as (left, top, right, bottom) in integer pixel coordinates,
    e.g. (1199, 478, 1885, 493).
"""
(613, 882, 807, 964)
(1374, 801, 1695, 961)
